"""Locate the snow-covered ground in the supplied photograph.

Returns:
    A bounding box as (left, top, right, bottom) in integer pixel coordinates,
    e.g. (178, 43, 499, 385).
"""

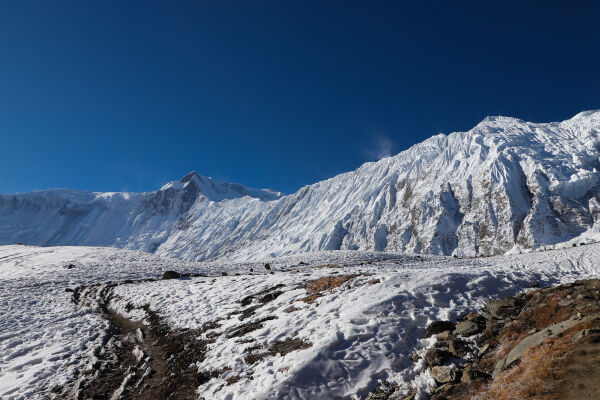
(2, 243, 600, 399)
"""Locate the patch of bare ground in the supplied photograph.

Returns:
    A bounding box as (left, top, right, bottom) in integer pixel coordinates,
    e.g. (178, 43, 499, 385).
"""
(300, 274, 361, 303)
(54, 281, 228, 400)
(244, 337, 312, 365)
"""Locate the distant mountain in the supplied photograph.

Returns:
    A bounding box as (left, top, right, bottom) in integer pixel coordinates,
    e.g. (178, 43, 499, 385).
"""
(2, 110, 599, 261)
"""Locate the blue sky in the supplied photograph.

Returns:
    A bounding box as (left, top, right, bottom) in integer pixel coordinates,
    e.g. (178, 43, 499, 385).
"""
(1, 1, 599, 194)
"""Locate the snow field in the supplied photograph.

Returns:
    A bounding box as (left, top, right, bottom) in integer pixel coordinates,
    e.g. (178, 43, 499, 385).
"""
(111, 245, 600, 399)
(2, 243, 600, 399)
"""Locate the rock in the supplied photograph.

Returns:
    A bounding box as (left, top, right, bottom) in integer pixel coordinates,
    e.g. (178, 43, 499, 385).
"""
(162, 270, 181, 279)
(264, 263, 271, 270)
(431, 366, 458, 384)
(461, 364, 490, 383)
(365, 382, 398, 400)
(454, 321, 482, 337)
(558, 299, 574, 307)
(493, 316, 588, 377)
(65, 264, 76, 269)
(425, 348, 453, 367)
(477, 343, 489, 357)
(410, 352, 421, 362)
(448, 338, 469, 357)
(485, 298, 523, 319)
(464, 312, 487, 325)
(425, 321, 456, 338)
(437, 330, 453, 340)
(401, 389, 417, 400)
(572, 328, 600, 342)
(221, 272, 228, 276)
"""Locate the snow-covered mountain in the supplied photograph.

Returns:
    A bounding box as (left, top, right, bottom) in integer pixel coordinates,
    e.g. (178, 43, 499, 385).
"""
(2, 110, 600, 261)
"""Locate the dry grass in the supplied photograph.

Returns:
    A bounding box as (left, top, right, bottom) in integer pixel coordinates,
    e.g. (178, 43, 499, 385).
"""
(472, 325, 588, 400)
(299, 274, 359, 303)
(490, 293, 576, 363)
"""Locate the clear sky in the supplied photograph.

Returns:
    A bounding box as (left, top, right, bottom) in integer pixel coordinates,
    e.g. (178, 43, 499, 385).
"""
(1, 1, 599, 195)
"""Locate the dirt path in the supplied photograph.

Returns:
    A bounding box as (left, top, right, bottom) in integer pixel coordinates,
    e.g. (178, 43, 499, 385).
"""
(56, 282, 217, 400)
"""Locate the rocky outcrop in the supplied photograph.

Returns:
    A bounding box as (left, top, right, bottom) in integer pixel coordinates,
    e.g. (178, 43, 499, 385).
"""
(416, 279, 600, 400)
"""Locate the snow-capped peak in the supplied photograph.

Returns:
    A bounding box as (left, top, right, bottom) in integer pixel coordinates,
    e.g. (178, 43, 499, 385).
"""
(160, 171, 282, 202)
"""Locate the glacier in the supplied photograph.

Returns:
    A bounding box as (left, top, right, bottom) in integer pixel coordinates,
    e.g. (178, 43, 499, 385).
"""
(1, 110, 599, 261)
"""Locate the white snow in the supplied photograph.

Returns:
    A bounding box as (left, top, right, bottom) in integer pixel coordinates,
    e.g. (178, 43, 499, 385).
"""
(3, 243, 600, 399)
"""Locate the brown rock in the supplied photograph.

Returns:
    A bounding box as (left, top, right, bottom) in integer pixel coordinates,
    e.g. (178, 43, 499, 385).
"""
(461, 364, 490, 383)
(454, 321, 482, 337)
(448, 338, 469, 357)
(485, 297, 523, 319)
(425, 348, 453, 367)
(431, 366, 458, 384)
(437, 330, 453, 340)
(425, 321, 456, 338)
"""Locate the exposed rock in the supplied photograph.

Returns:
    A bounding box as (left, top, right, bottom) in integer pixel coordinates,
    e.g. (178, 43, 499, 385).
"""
(485, 297, 523, 319)
(558, 299, 574, 307)
(477, 343, 489, 357)
(425, 348, 453, 367)
(572, 328, 600, 343)
(161, 270, 181, 279)
(461, 364, 490, 384)
(447, 338, 469, 357)
(437, 330, 453, 340)
(431, 366, 459, 384)
(364, 382, 398, 400)
(454, 321, 482, 337)
(419, 279, 600, 399)
(425, 321, 456, 338)
(493, 316, 586, 377)
(462, 312, 486, 329)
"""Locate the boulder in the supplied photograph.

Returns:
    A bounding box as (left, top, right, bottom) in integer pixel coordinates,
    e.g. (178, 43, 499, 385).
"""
(485, 298, 523, 319)
(425, 348, 453, 367)
(461, 364, 490, 383)
(162, 270, 181, 279)
(431, 366, 458, 384)
(454, 321, 482, 337)
(464, 312, 487, 328)
(448, 338, 469, 357)
(425, 321, 456, 338)
(493, 316, 586, 377)
(437, 330, 453, 340)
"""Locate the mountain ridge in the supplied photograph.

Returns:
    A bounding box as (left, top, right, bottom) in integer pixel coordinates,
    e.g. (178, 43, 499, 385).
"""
(2, 110, 599, 261)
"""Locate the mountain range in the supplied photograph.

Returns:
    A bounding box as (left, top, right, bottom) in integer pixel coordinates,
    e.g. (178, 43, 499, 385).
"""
(2, 110, 599, 261)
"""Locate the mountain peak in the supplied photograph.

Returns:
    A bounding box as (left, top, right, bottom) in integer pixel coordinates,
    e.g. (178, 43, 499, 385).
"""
(160, 171, 282, 202)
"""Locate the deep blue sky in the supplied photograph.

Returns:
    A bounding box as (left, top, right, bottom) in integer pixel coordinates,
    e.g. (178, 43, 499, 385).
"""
(1, 1, 599, 194)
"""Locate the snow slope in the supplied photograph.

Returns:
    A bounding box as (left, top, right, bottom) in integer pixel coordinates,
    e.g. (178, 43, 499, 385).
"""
(2, 244, 600, 399)
(2, 111, 600, 260)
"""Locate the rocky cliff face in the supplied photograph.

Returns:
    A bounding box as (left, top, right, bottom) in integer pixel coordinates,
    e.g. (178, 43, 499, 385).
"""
(1, 111, 599, 261)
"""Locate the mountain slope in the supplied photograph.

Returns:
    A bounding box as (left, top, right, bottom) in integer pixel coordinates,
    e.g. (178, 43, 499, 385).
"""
(1, 111, 600, 260)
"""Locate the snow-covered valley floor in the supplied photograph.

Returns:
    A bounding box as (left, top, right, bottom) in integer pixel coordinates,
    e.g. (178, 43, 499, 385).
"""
(2, 244, 600, 399)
